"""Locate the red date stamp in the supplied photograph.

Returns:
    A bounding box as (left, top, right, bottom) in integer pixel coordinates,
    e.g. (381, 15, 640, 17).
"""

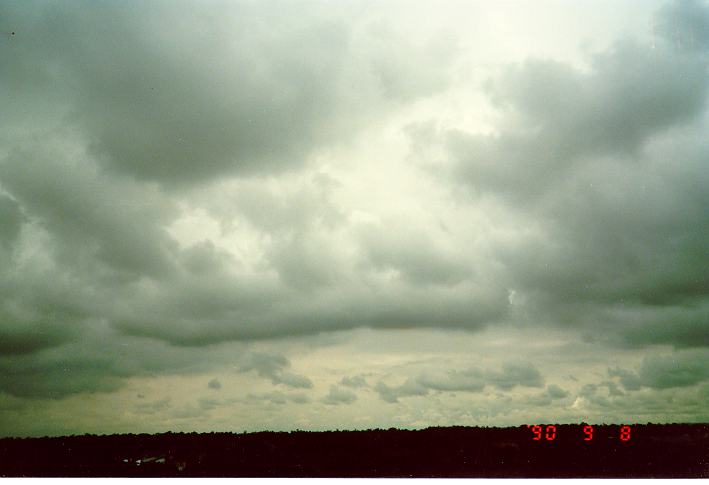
(526, 424, 632, 441)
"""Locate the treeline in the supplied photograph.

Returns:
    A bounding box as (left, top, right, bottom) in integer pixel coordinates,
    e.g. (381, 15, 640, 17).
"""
(0, 423, 707, 477)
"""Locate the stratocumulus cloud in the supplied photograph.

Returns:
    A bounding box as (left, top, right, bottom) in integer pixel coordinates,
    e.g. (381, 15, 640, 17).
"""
(0, 0, 707, 435)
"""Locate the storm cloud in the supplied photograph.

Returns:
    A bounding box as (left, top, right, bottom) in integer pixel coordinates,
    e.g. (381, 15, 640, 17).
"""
(427, 0, 709, 352)
(0, 0, 707, 434)
(2, 0, 455, 186)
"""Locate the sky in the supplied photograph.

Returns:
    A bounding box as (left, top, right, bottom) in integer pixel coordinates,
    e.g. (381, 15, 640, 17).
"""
(0, 0, 708, 437)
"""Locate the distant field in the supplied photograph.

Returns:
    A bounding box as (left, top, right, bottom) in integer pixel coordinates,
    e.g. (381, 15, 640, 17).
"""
(1, 423, 707, 478)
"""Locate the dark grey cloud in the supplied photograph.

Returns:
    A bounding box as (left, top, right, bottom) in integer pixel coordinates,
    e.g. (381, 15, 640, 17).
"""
(639, 351, 709, 389)
(655, 0, 709, 51)
(322, 385, 357, 405)
(615, 303, 709, 349)
(0, 0, 706, 413)
(545, 384, 569, 400)
(246, 391, 311, 406)
(603, 381, 625, 397)
(376, 361, 544, 402)
(610, 350, 709, 391)
(446, 41, 707, 202)
(237, 353, 312, 389)
(357, 220, 472, 286)
(419, 362, 544, 393)
(1, 0, 456, 187)
(608, 367, 643, 391)
(0, 146, 180, 280)
(484, 362, 544, 390)
(0, 1, 481, 405)
(0, 194, 23, 251)
(0, 148, 180, 357)
(418, 0, 709, 351)
(112, 274, 509, 346)
(340, 375, 368, 388)
(577, 383, 611, 408)
(375, 378, 429, 404)
(0, 289, 80, 357)
(181, 241, 236, 277)
(195, 175, 349, 292)
(451, 48, 707, 204)
(0, 0, 482, 402)
(528, 384, 570, 406)
(267, 232, 348, 291)
(0, 144, 184, 361)
(0, 322, 250, 398)
(0, 359, 120, 399)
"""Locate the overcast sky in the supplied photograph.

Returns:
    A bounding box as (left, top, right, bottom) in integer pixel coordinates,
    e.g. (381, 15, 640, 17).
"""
(1, 0, 708, 437)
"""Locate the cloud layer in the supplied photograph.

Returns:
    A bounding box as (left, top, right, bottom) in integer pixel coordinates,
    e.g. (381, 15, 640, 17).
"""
(0, 0, 707, 433)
